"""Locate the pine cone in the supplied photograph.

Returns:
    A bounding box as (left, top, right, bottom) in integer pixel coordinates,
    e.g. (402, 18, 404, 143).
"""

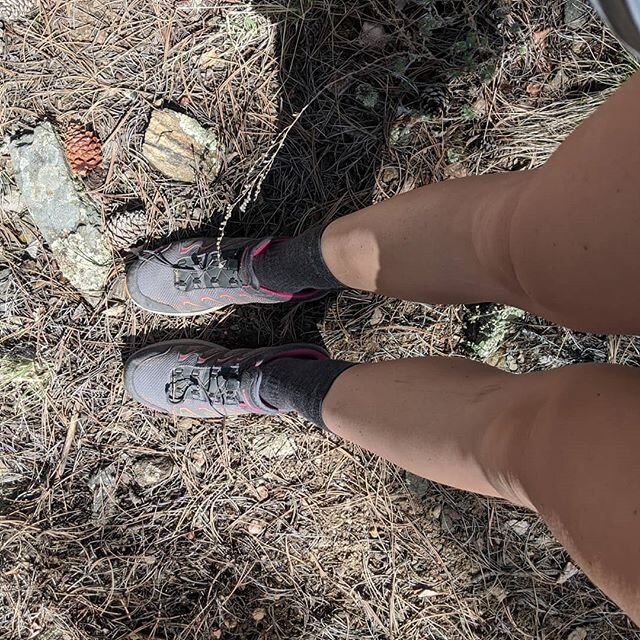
(62, 122, 103, 177)
(420, 84, 450, 116)
(0, 0, 35, 23)
(106, 210, 148, 250)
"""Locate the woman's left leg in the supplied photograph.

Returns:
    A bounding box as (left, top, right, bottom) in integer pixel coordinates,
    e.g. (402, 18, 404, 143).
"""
(125, 335, 640, 625)
(321, 357, 640, 625)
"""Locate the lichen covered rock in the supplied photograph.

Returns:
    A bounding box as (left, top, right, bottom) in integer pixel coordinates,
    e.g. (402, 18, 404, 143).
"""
(9, 122, 112, 303)
(142, 108, 222, 183)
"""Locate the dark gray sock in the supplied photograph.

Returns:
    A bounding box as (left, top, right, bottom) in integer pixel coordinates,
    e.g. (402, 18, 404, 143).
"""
(252, 226, 345, 293)
(260, 357, 354, 430)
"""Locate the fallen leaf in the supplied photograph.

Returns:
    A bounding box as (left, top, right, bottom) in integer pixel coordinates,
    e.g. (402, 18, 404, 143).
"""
(532, 28, 552, 48)
(252, 607, 266, 622)
(526, 81, 542, 97)
(567, 627, 588, 640)
(247, 519, 266, 536)
(416, 588, 440, 598)
(556, 561, 580, 584)
(255, 485, 269, 501)
(368, 525, 380, 538)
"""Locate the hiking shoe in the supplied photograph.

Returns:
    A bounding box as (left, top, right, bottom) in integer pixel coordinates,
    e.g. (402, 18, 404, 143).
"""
(124, 339, 329, 418)
(126, 237, 324, 316)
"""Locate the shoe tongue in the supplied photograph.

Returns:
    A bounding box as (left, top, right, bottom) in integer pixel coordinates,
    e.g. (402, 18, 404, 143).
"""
(242, 356, 277, 413)
(239, 241, 264, 288)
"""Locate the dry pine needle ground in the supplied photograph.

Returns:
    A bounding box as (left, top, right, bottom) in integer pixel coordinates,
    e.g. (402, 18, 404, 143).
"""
(1, 1, 640, 639)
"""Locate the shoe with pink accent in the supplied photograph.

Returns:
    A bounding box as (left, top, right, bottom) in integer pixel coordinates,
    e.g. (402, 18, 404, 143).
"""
(124, 339, 329, 418)
(126, 237, 324, 316)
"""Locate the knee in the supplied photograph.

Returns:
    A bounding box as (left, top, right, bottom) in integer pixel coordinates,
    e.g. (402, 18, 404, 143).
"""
(321, 216, 379, 290)
(477, 363, 631, 508)
(499, 363, 640, 507)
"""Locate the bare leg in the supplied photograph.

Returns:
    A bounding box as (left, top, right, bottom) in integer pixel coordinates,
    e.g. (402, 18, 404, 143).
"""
(317, 73, 640, 624)
(322, 359, 640, 625)
(322, 72, 640, 335)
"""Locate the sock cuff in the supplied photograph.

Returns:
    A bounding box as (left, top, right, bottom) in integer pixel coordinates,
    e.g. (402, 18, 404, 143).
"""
(260, 357, 354, 431)
(251, 224, 344, 293)
(300, 359, 355, 430)
(302, 225, 345, 291)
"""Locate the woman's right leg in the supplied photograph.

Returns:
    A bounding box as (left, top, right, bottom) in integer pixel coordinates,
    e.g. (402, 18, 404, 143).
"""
(321, 71, 640, 335)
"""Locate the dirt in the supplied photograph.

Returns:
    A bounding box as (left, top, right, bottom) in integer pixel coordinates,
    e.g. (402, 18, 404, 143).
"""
(1, 1, 639, 639)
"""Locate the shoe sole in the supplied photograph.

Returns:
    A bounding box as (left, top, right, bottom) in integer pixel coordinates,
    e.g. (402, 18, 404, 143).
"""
(125, 278, 329, 318)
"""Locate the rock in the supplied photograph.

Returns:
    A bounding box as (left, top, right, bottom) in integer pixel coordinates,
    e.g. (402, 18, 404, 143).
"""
(506, 518, 530, 537)
(143, 109, 222, 183)
(355, 83, 380, 110)
(132, 456, 174, 487)
(88, 465, 118, 518)
(0, 350, 49, 388)
(380, 167, 399, 185)
(0, 459, 24, 492)
(253, 432, 297, 460)
(564, 0, 590, 30)
(488, 584, 508, 603)
(404, 471, 433, 499)
(0, 267, 13, 315)
(369, 307, 384, 326)
(0, 184, 26, 214)
(252, 607, 266, 622)
(472, 305, 526, 364)
(556, 561, 580, 584)
(360, 22, 387, 48)
(8, 123, 112, 303)
(247, 519, 266, 536)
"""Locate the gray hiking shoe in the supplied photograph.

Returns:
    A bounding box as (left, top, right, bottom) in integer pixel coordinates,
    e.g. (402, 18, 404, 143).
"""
(126, 237, 324, 316)
(124, 339, 329, 418)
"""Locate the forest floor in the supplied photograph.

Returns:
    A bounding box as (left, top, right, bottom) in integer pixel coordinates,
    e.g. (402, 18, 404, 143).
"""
(1, 1, 640, 639)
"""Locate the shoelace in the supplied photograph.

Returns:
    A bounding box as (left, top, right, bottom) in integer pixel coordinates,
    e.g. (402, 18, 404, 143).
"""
(167, 364, 242, 416)
(173, 250, 244, 292)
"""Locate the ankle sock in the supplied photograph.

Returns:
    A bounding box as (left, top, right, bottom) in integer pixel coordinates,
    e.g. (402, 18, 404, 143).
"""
(252, 226, 344, 293)
(259, 357, 354, 430)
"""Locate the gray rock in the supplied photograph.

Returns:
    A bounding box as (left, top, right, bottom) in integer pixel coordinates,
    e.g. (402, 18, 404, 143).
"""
(404, 471, 433, 499)
(9, 122, 112, 303)
(0, 267, 13, 315)
(88, 465, 118, 518)
(253, 432, 298, 459)
(0, 184, 26, 214)
(564, 0, 590, 30)
(132, 457, 174, 487)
